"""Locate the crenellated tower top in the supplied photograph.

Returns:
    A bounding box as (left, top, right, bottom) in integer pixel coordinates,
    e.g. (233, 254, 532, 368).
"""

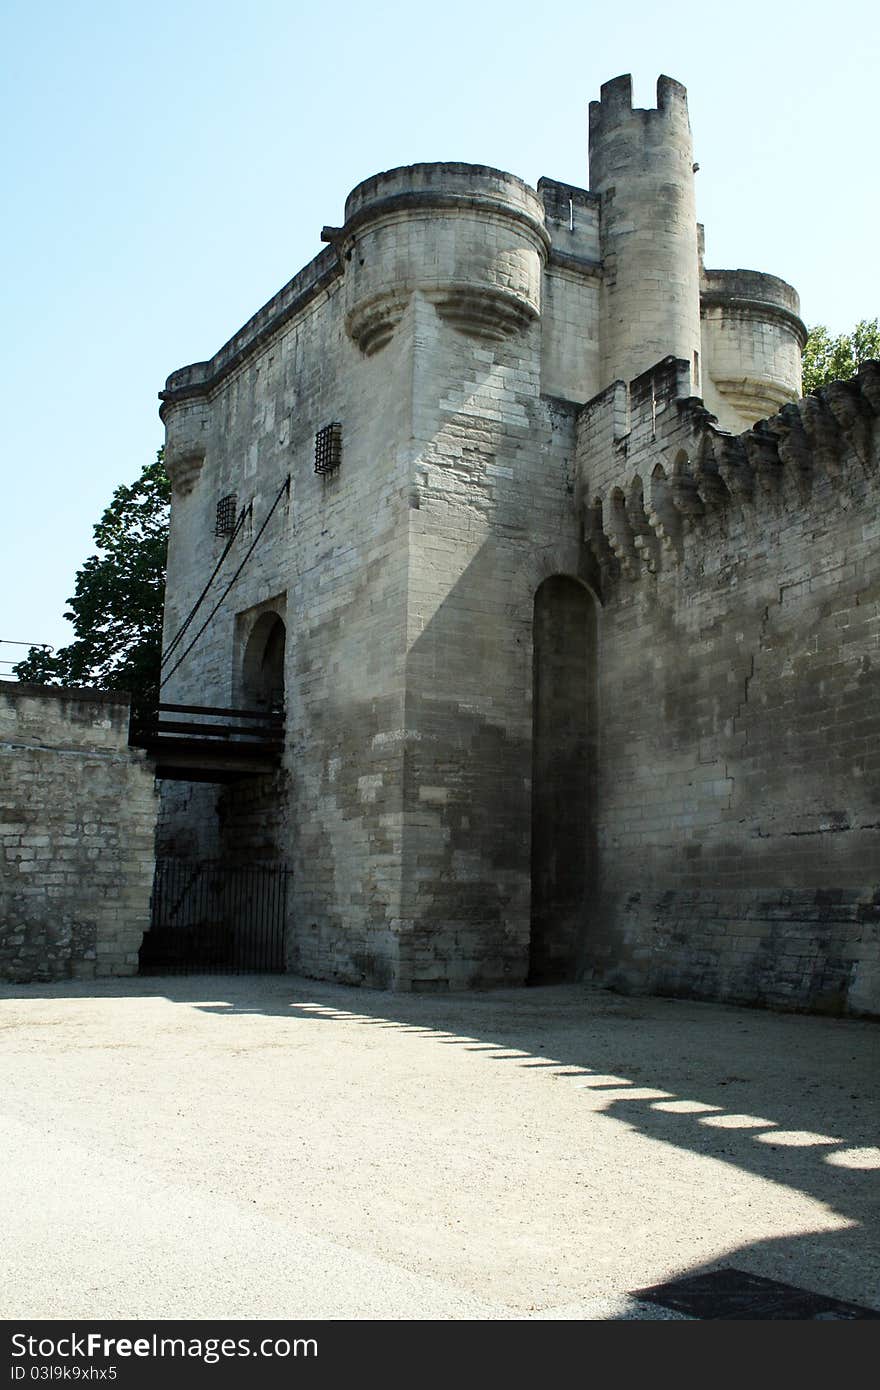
(588, 75, 701, 393)
(588, 73, 690, 140)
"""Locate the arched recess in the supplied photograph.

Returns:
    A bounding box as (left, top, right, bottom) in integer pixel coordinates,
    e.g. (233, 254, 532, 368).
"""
(529, 575, 597, 982)
(241, 611, 286, 711)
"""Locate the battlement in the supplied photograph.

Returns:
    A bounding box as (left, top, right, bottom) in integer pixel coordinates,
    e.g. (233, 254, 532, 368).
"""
(577, 359, 880, 583)
(588, 73, 691, 137)
(342, 162, 542, 226)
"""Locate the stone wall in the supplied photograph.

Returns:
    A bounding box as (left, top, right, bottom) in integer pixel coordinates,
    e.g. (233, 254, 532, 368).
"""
(158, 216, 413, 985)
(398, 297, 586, 991)
(577, 360, 880, 1016)
(155, 77, 836, 1005)
(157, 164, 591, 990)
(0, 684, 158, 981)
(537, 178, 601, 405)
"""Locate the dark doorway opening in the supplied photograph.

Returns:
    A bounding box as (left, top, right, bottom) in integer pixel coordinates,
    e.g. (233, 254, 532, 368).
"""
(529, 576, 596, 982)
(241, 612, 286, 712)
(139, 859, 289, 974)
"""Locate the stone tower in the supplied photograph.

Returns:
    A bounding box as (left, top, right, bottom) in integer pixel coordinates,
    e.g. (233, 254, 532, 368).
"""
(589, 74, 702, 391)
(155, 76, 879, 1016)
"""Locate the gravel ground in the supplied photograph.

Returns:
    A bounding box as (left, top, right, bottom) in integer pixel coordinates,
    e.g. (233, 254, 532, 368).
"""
(0, 976, 877, 1320)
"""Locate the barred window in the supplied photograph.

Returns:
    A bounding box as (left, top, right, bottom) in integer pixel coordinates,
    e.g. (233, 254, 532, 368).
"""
(314, 423, 342, 475)
(215, 493, 237, 536)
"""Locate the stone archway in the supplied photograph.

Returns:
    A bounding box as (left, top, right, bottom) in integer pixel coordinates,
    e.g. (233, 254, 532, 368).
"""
(529, 575, 597, 982)
(241, 612, 286, 712)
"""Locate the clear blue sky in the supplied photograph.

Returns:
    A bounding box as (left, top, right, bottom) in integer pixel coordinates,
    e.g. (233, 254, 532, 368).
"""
(1, 0, 877, 665)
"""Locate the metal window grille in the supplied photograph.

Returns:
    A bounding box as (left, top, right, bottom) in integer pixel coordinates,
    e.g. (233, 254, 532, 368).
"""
(314, 423, 342, 475)
(215, 493, 237, 536)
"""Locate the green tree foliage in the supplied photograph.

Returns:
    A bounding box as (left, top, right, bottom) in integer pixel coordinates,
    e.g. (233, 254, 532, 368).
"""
(802, 318, 880, 394)
(14, 450, 170, 712)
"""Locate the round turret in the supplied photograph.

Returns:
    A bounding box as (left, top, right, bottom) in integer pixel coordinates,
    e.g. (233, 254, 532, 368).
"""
(700, 269, 806, 427)
(325, 163, 550, 355)
(589, 75, 702, 390)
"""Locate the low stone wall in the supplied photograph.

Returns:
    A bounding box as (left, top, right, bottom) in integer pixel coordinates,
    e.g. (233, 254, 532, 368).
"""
(0, 684, 158, 981)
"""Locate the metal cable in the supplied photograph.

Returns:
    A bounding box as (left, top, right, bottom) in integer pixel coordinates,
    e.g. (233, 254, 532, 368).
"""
(161, 504, 251, 666)
(159, 475, 291, 690)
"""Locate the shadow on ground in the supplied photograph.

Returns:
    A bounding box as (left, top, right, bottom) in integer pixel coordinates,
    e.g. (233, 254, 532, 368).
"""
(3, 973, 877, 1314)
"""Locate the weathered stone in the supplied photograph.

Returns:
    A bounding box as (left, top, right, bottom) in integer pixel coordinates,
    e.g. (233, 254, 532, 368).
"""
(153, 74, 877, 1016)
(0, 686, 158, 981)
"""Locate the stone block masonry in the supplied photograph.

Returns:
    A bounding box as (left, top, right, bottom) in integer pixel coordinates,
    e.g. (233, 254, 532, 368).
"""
(577, 360, 880, 1017)
(0, 684, 158, 981)
(155, 71, 874, 1013)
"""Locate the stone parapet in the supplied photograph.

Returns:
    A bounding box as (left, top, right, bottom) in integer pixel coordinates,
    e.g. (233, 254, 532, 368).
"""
(577, 358, 879, 587)
(701, 268, 807, 427)
(159, 246, 342, 412)
(323, 164, 548, 357)
(575, 361, 880, 1016)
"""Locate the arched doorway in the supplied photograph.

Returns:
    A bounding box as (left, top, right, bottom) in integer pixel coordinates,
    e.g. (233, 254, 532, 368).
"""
(241, 612, 286, 712)
(529, 576, 597, 982)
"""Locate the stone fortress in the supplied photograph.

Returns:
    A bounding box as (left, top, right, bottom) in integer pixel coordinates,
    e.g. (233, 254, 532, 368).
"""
(157, 74, 879, 1014)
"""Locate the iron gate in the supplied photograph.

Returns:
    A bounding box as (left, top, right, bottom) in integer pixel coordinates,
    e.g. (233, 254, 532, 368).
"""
(140, 859, 290, 974)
